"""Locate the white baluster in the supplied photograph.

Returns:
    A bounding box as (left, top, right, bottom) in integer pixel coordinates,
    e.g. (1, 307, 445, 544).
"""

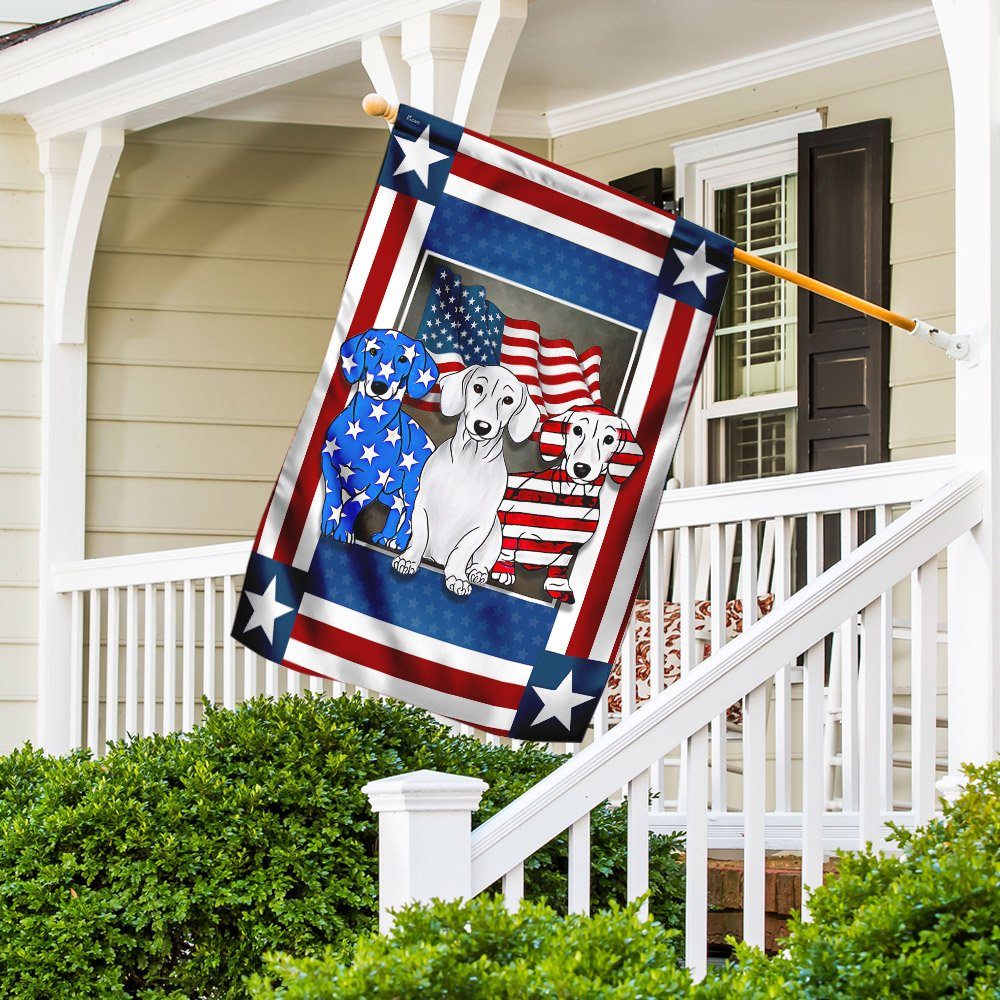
(124, 584, 138, 737)
(223, 576, 236, 710)
(740, 520, 765, 949)
(801, 512, 825, 919)
(163, 582, 176, 734)
(502, 862, 524, 913)
(266, 660, 279, 698)
(839, 509, 859, 811)
(87, 589, 101, 753)
(203, 576, 216, 707)
(182, 579, 195, 731)
(627, 768, 650, 919)
(105, 586, 120, 749)
(622, 602, 636, 720)
(875, 504, 895, 812)
(678, 525, 696, 803)
(911, 555, 939, 822)
(773, 515, 793, 811)
(685, 725, 709, 979)
(143, 583, 156, 735)
(70, 590, 83, 750)
(709, 522, 727, 812)
(858, 599, 882, 848)
(243, 643, 257, 700)
(286, 667, 301, 696)
(648, 530, 666, 807)
(567, 813, 591, 915)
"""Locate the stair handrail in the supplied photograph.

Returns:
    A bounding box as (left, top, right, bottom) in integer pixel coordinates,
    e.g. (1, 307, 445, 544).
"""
(470, 469, 983, 894)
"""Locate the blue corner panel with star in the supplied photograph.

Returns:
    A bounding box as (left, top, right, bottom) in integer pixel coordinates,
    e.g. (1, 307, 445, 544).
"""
(657, 216, 735, 318)
(378, 104, 463, 206)
(232, 553, 308, 663)
(509, 650, 612, 743)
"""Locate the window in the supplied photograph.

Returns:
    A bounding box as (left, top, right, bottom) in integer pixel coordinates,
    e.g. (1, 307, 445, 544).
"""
(670, 110, 822, 488)
(708, 173, 798, 482)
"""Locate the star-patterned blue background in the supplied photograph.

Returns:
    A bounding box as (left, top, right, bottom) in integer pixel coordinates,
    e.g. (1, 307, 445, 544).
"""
(308, 539, 557, 664)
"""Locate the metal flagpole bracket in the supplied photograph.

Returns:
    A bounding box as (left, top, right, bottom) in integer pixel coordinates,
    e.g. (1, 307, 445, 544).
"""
(908, 318, 971, 363)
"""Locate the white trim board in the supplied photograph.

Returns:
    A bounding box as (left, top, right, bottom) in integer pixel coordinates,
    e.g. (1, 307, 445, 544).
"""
(540, 6, 939, 137)
(193, 6, 937, 140)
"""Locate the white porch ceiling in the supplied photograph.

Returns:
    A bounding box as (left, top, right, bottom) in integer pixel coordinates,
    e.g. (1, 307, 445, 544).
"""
(200, 0, 937, 137)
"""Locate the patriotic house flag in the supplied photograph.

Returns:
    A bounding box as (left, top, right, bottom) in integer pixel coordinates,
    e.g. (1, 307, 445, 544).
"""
(234, 105, 734, 742)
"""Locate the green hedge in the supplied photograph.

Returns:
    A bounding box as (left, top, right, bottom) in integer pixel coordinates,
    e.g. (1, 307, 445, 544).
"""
(0, 694, 682, 999)
(253, 758, 1000, 999)
(251, 897, 693, 999)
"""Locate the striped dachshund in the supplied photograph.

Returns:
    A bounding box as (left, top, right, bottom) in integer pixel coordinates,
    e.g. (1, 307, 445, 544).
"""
(490, 405, 643, 604)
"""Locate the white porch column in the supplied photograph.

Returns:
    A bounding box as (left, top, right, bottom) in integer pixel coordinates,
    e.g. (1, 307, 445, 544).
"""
(934, 0, 1000, 790)
(365, 0, 526, 130)
(363, 769, 488, 933)
(36, 127, 123, 753)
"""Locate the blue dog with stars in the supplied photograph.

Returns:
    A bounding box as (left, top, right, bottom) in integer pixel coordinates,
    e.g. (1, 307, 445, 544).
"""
(322, 329, 438, 549)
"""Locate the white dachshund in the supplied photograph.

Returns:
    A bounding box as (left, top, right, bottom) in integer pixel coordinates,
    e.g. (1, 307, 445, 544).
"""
(392, 365, 540, 596)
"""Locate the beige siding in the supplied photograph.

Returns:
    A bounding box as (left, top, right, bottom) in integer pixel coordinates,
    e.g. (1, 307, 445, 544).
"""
(552, 36, 956, 463)
(0, 116, 43, 751)
(87, 119, 548, 558)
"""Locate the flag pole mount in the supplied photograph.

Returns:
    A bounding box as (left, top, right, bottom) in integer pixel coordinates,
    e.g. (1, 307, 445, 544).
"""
(733, 247, 970, 362)
(361, 94, 969, 363)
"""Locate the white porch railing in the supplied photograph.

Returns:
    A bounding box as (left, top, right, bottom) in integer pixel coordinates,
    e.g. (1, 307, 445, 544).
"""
(361, 462, 981, 977)
(53, 455, 956, 776)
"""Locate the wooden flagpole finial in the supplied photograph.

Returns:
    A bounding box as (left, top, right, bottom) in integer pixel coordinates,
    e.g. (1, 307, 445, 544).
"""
(363, 93, 398, 124)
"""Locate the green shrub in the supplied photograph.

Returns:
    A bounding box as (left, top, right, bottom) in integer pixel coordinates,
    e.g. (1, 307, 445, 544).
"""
(251, 757, 1000, 1000)
(0, 694, 682, 999)
(251, 896, 694, 999)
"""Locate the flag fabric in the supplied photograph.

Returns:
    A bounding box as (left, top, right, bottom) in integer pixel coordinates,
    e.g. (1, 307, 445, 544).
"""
(413, 264, 602, 420)
(233, 104, 734, 742)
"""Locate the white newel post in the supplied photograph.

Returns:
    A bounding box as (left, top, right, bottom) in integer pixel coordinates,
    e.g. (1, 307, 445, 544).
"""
(37, 126, 123, 753)
(934, 0, 1000, 795)
(363, 770, 488, 933)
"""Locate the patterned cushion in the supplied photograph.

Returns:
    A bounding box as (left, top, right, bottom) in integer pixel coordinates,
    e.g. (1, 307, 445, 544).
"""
(608, 595, 775, 725)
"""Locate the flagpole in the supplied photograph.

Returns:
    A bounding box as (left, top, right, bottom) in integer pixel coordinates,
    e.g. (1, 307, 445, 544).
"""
(361, 94, 968, 361)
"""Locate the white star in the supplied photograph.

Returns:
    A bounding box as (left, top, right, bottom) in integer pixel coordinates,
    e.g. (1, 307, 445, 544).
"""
(360, 443, 379, 464)
(385, 426, 401, 446)
(400, 451, 418, 471)
(402, 344, 418, 363)
(528, 671, 594, 731)
(339, 463, 354, 481)
(323, 440, 338, 457)
(350, 488, 370, 506)
(346, 420, 363, 440)
(416, 368, 435, 388)
(341, 355, 357, 377)
(376, 468, 393, 488)
(243, 577, 294, 646)
(672, 241, 724, 298)
(377, 361, 394, 380)
(393, 125, 448, 187)
(423, 439, 433, 451)
(326, 503, 343, 525)
(391, 494, 406, 512)
(364, 337, 379, 352)
(369, 401, 387, 421)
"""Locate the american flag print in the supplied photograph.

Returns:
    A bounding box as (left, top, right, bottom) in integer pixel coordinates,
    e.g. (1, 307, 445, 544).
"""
(234, 104, 733, 742)
(413, 264, 602, 421)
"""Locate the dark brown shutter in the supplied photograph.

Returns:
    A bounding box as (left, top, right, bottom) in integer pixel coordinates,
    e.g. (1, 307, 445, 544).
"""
(610, 168, 663, 207)
(796, 120, 891, 472)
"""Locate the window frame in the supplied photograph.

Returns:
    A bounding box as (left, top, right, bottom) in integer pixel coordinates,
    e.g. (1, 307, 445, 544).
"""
(670, 110, 823, 487)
